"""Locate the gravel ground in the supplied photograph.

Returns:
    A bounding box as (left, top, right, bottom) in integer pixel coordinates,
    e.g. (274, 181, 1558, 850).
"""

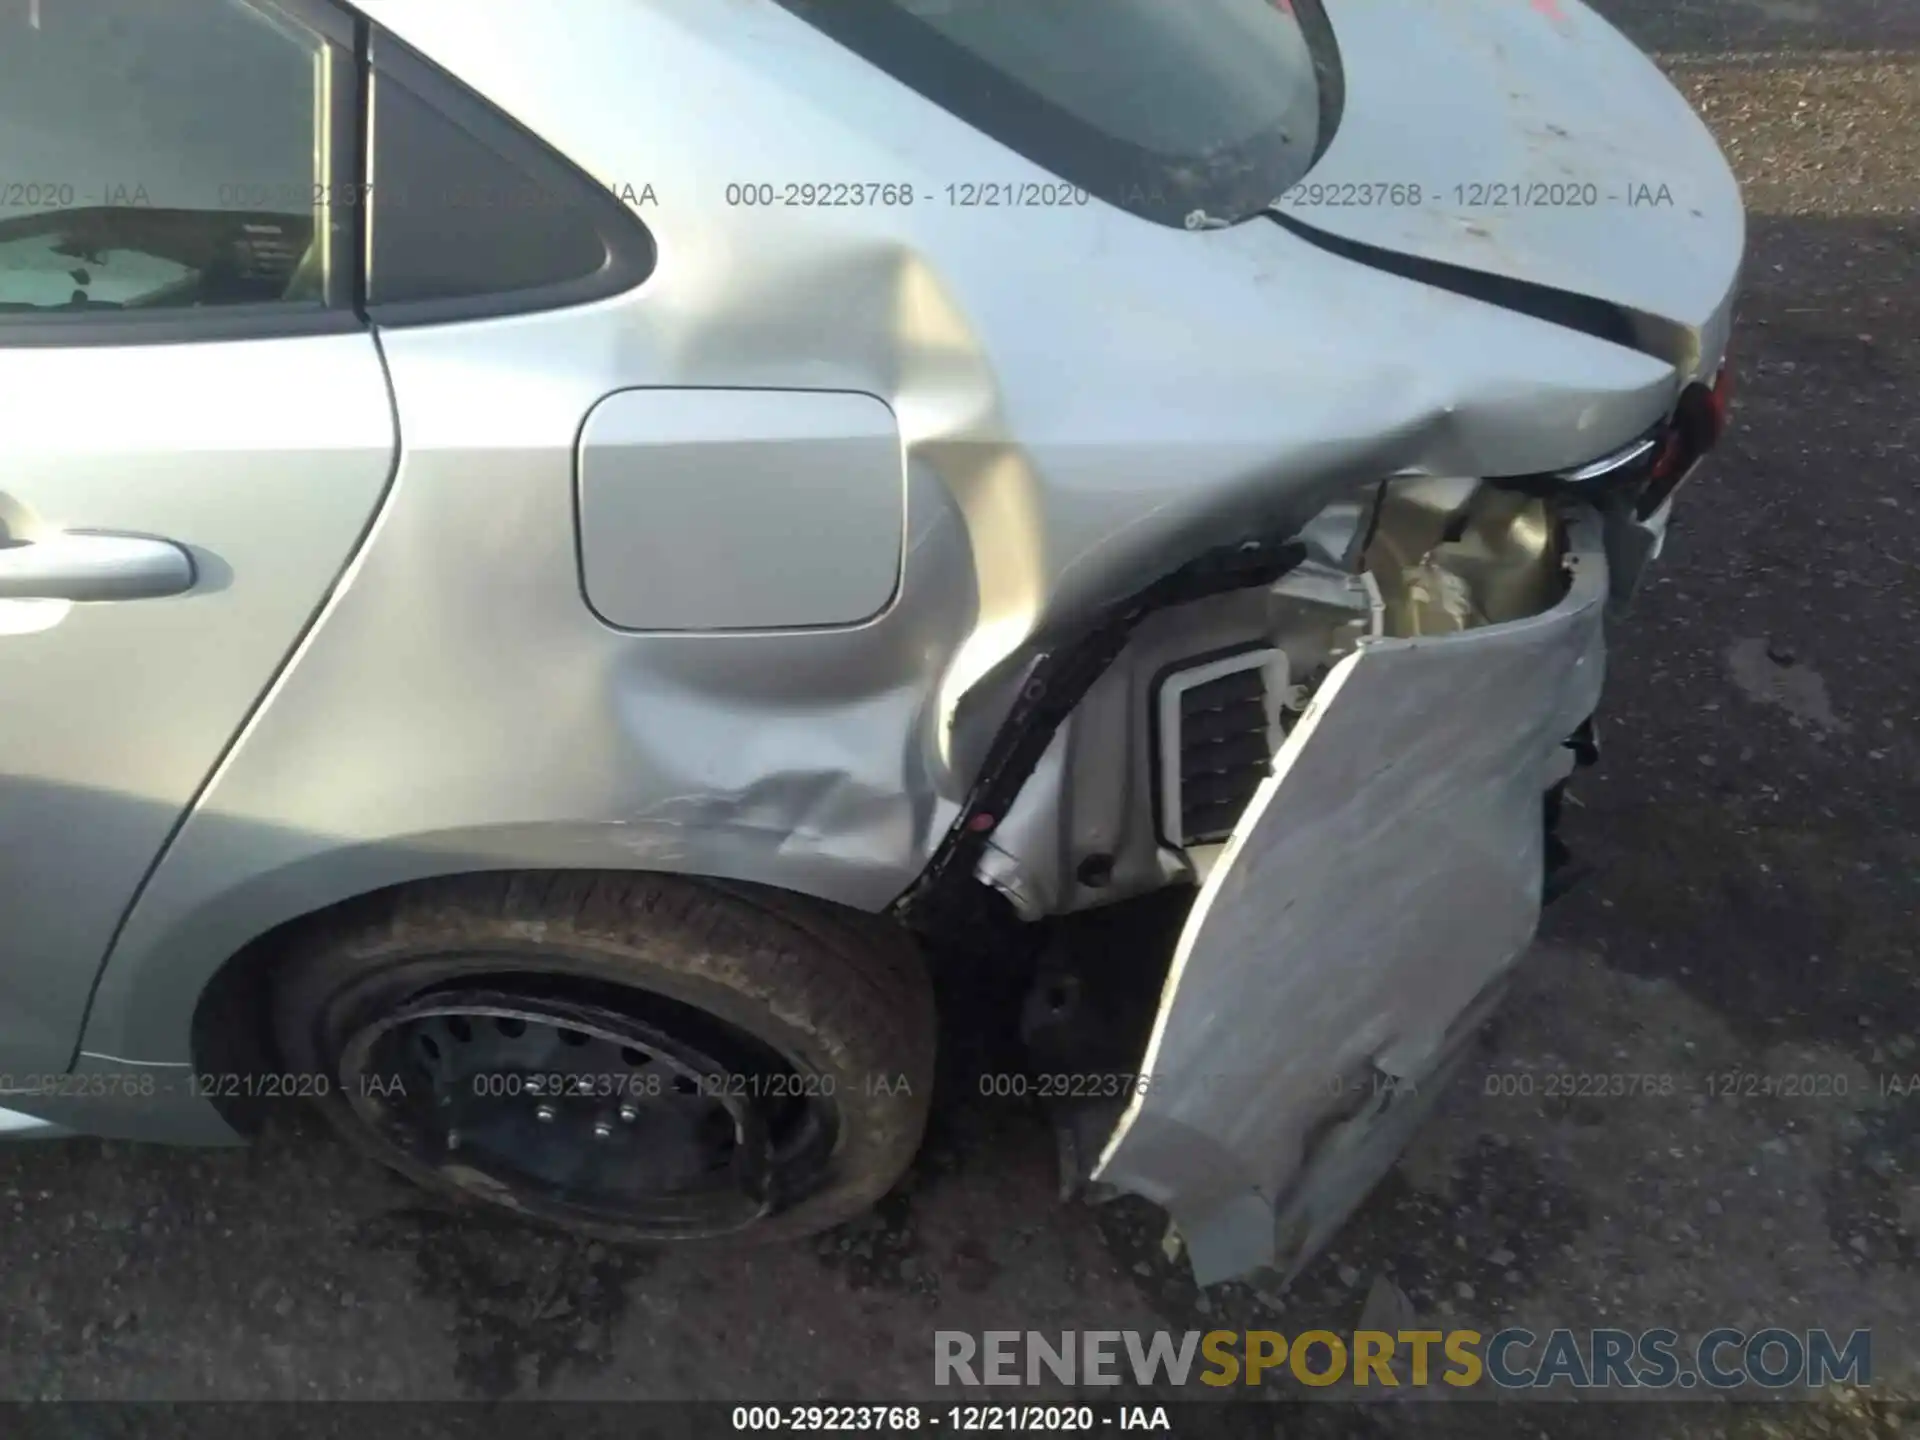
(3, 0, 1917, 1432)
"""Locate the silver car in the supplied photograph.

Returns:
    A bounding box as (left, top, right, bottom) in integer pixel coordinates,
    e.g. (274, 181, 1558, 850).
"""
(0, 0, 1739, 1284)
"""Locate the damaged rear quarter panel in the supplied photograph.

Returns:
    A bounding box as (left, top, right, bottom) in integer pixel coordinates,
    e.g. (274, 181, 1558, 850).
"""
(1093, 514, 1609, 1286)
(77, 0, 1677, 1069)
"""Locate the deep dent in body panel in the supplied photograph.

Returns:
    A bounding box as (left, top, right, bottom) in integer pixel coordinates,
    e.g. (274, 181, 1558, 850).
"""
(77, 0, 1721, 1103)
(622, 237, 1583, 850)
(76, 231, 1671, 1076)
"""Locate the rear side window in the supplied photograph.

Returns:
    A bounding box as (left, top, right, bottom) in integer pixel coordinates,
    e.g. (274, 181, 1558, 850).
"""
(364, 32, 656, 323)
(774, 0, 1335, 228)
(0, 0, 348, 323)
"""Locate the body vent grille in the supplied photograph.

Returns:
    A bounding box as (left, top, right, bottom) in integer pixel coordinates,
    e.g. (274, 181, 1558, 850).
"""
(1157, 650, 1285, 849)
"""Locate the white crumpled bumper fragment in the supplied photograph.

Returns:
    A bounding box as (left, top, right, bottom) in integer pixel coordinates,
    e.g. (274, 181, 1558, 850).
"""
(1093, 511, 1610, 1285)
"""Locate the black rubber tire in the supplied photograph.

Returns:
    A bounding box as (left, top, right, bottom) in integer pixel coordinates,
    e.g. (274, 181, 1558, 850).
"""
(270, 870, 935, 1244)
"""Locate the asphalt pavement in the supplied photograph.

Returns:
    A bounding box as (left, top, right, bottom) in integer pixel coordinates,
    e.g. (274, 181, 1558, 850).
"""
(2, 0, 1916, 1432)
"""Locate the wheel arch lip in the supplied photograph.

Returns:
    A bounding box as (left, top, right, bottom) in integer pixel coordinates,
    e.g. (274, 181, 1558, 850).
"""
(79, 823, 913, 1070)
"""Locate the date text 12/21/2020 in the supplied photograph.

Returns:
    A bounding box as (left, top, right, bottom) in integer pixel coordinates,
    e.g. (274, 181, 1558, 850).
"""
(1479, 1069, 1917, 1101)
(719, 182, 1093, 208)
(712, 180, 1678, 209)
(969, 1066, 1915, 1103)
(1274, 180, 1679, 208)
(0, 1070, 919, 1103)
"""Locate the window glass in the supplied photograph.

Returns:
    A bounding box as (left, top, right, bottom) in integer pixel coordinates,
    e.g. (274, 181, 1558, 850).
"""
(775, 0, 1331, 227)
(0, 0, 328, 313)
(365, 70, 617, 311)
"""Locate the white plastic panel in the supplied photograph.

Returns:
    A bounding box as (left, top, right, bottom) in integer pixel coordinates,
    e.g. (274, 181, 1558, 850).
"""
(1095, 515, 1611, 1285)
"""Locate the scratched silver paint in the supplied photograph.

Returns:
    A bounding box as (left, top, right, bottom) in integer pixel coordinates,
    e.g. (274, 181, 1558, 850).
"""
(1290, 0, 1745, 373)
(0, 0, 1740, 1202)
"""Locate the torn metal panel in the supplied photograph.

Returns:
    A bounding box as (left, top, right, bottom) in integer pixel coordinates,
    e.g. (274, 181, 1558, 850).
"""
(76, 0, 1729, 1069)
(1093, 512, 1609, 1286)
(975, 726, 1071, 921)
(970, 577, 1327, 921)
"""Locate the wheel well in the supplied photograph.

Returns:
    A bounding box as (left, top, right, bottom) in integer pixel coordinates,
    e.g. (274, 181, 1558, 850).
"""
(187, 867, 950, 1137)
(187, 877, 400, 1135)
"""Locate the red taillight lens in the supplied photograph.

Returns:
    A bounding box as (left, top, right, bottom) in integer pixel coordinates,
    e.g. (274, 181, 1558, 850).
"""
(1636, 359, 1730, 518)
(1705, 359, 1735, 440)
(1648, 429, 1687, 487)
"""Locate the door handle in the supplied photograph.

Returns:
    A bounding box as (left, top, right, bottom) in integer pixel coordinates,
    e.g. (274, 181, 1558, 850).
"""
(0, 531, 196, 601)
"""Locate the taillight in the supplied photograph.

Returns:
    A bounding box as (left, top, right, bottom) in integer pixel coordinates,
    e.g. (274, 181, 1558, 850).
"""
(1704, 358, 1735, 441)
(1637, 359, 1731, 518)
(1645, 429, 1687, 490)
(1507, 354, 1735, 515)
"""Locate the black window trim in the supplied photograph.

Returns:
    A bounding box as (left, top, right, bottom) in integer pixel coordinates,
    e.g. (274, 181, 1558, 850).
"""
(0, 0, 368, 349)
(361, 27, 657, 328)
(773, 0, 1343, 230)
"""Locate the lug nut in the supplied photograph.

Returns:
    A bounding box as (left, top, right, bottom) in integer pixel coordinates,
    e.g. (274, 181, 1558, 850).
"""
(592, 1120, 614, 1139)
(618, 1103, 639, 1123)
(535, 1104, 556, 1123)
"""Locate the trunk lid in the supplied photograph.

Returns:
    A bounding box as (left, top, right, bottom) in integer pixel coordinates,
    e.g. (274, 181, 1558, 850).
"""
(1271, 0, 1742, 375)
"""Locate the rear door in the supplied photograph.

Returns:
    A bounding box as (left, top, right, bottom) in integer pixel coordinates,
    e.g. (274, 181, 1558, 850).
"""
(0, 0, 395, 1072)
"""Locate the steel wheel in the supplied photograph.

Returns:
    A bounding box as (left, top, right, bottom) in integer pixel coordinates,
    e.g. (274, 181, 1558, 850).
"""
(339, 986, 838, 1237)
(271, 871, 935, 1245)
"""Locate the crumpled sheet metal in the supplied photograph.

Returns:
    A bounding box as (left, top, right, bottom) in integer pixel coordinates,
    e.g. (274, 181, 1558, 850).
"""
(1093, 514, 1610, 1285)
(79, 0, 1698, 1070)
